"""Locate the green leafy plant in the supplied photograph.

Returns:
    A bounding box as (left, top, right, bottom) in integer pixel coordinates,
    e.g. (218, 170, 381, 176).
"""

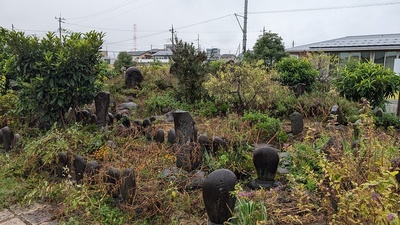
(204, 61, 272, 113)
(6, 30, 104, 125)
(242, 111, 285, 142)
(335, 60, 400, 108)
(227, 184, 268, 225)
(374, 112, 400, 129)
(170, 38, 208, 104)
(113, 51, 133, 73)
(275, 56, 319, 92)
(244, 31, 288, 67)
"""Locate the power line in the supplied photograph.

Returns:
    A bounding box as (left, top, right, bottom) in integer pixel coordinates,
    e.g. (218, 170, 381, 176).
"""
(68, 0, 139, 22)
(247, 1, 400, 14)
(176, 14, 233, 30)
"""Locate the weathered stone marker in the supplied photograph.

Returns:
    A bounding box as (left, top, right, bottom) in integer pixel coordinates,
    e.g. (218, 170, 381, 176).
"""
(85, 160, 100, 184)
(212, 136, 227, 154)
(95, 91, 110, 127)
(121, 168, 136, 204)
(330, 104, 343, 125)
(176, 143, 201, 171)
(125, 66, 143, 88)
(105, 167, 120, 198)
(167, 129, 176, 144)
(73, 155, 86, 183)
(173, 110, 197, 145)
(154, 128, 165, 143)
(198, 134, 212, 153)
(203, 169, 237, 225)
(2, 126, 14, 152)
(55, 152, 69, 178)
(294, 83, 306, 97)
(0, 129, 3, 145)
(290, 111, 304, 135)
(249, 146, 281, 189)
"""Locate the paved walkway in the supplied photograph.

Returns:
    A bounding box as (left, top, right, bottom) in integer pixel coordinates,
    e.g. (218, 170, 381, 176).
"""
(0, 203, 57, 225)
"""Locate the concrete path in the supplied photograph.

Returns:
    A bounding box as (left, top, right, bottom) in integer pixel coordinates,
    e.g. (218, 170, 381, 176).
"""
(0, 203, 58, 225)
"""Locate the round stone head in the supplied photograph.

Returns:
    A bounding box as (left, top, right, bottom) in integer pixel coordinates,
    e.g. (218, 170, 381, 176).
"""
(253, 146, 280, 181)
(202, 169, 237, 224)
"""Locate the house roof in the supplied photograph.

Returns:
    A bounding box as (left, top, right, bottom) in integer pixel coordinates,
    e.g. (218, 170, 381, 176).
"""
(152, 50, 173, 56)
(128, 51, 149, 56)
(286, 33, 400, 53)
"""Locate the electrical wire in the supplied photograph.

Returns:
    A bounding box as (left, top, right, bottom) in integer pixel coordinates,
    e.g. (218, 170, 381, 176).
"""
(67, 0, 141, 22)
(247, 1, 400, 15)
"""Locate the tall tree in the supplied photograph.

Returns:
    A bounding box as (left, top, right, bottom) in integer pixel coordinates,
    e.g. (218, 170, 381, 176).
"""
(113, 51, 133, 73)
(6, 30, 104, 125)
(170, 38, 207, 104)
(245, 31, 288, 67)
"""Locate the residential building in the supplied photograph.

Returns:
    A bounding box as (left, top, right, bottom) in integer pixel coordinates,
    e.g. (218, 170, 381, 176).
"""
(206, 48, 221, 60)
(286, 33, 400, 71)
(220, 54, 236, 61)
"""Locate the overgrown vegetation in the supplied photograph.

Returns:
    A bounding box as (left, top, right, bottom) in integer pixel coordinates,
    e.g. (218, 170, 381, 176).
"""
(335, 60, 400, 108)
(0, 27, 399, 225)
(4, 29, 104, 126)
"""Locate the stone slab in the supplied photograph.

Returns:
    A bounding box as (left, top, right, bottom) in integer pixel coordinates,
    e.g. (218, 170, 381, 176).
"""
(22, 208, 53, 224)
(10, 203, 46, 216)
(0, 209, 14, 222)
(0, 217, 26, 225)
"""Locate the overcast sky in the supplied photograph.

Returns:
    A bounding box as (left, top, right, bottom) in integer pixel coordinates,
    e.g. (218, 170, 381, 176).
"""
(1, 0, 400, 56)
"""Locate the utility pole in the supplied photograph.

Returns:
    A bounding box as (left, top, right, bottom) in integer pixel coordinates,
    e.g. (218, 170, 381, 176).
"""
(242, 0, 248, 54)
(197, 34, 200, 52)
(234, 0, 249, 54)
(263, 26, 266, 35)
(11, 24, 14, 31)
(55, 14, 65, 42)
(169, 25, 175, 50)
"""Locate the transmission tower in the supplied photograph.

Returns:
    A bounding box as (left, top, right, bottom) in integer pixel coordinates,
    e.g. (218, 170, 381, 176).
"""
(133, 24, 137, 51)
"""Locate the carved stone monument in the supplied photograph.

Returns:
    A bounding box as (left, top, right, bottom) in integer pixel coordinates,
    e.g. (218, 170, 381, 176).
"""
(249, 146, 282, 189)
(203, 169, 237, 225)
(173, 110, 197, 145)
(95, 91, 110, 127)
(290, 111, 304, 135)
(121, 168, 136, 204)
(125, 67, 143, 89)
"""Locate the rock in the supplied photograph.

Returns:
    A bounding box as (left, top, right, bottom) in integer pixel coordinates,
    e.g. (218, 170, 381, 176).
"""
(117, 102, 138, 111)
